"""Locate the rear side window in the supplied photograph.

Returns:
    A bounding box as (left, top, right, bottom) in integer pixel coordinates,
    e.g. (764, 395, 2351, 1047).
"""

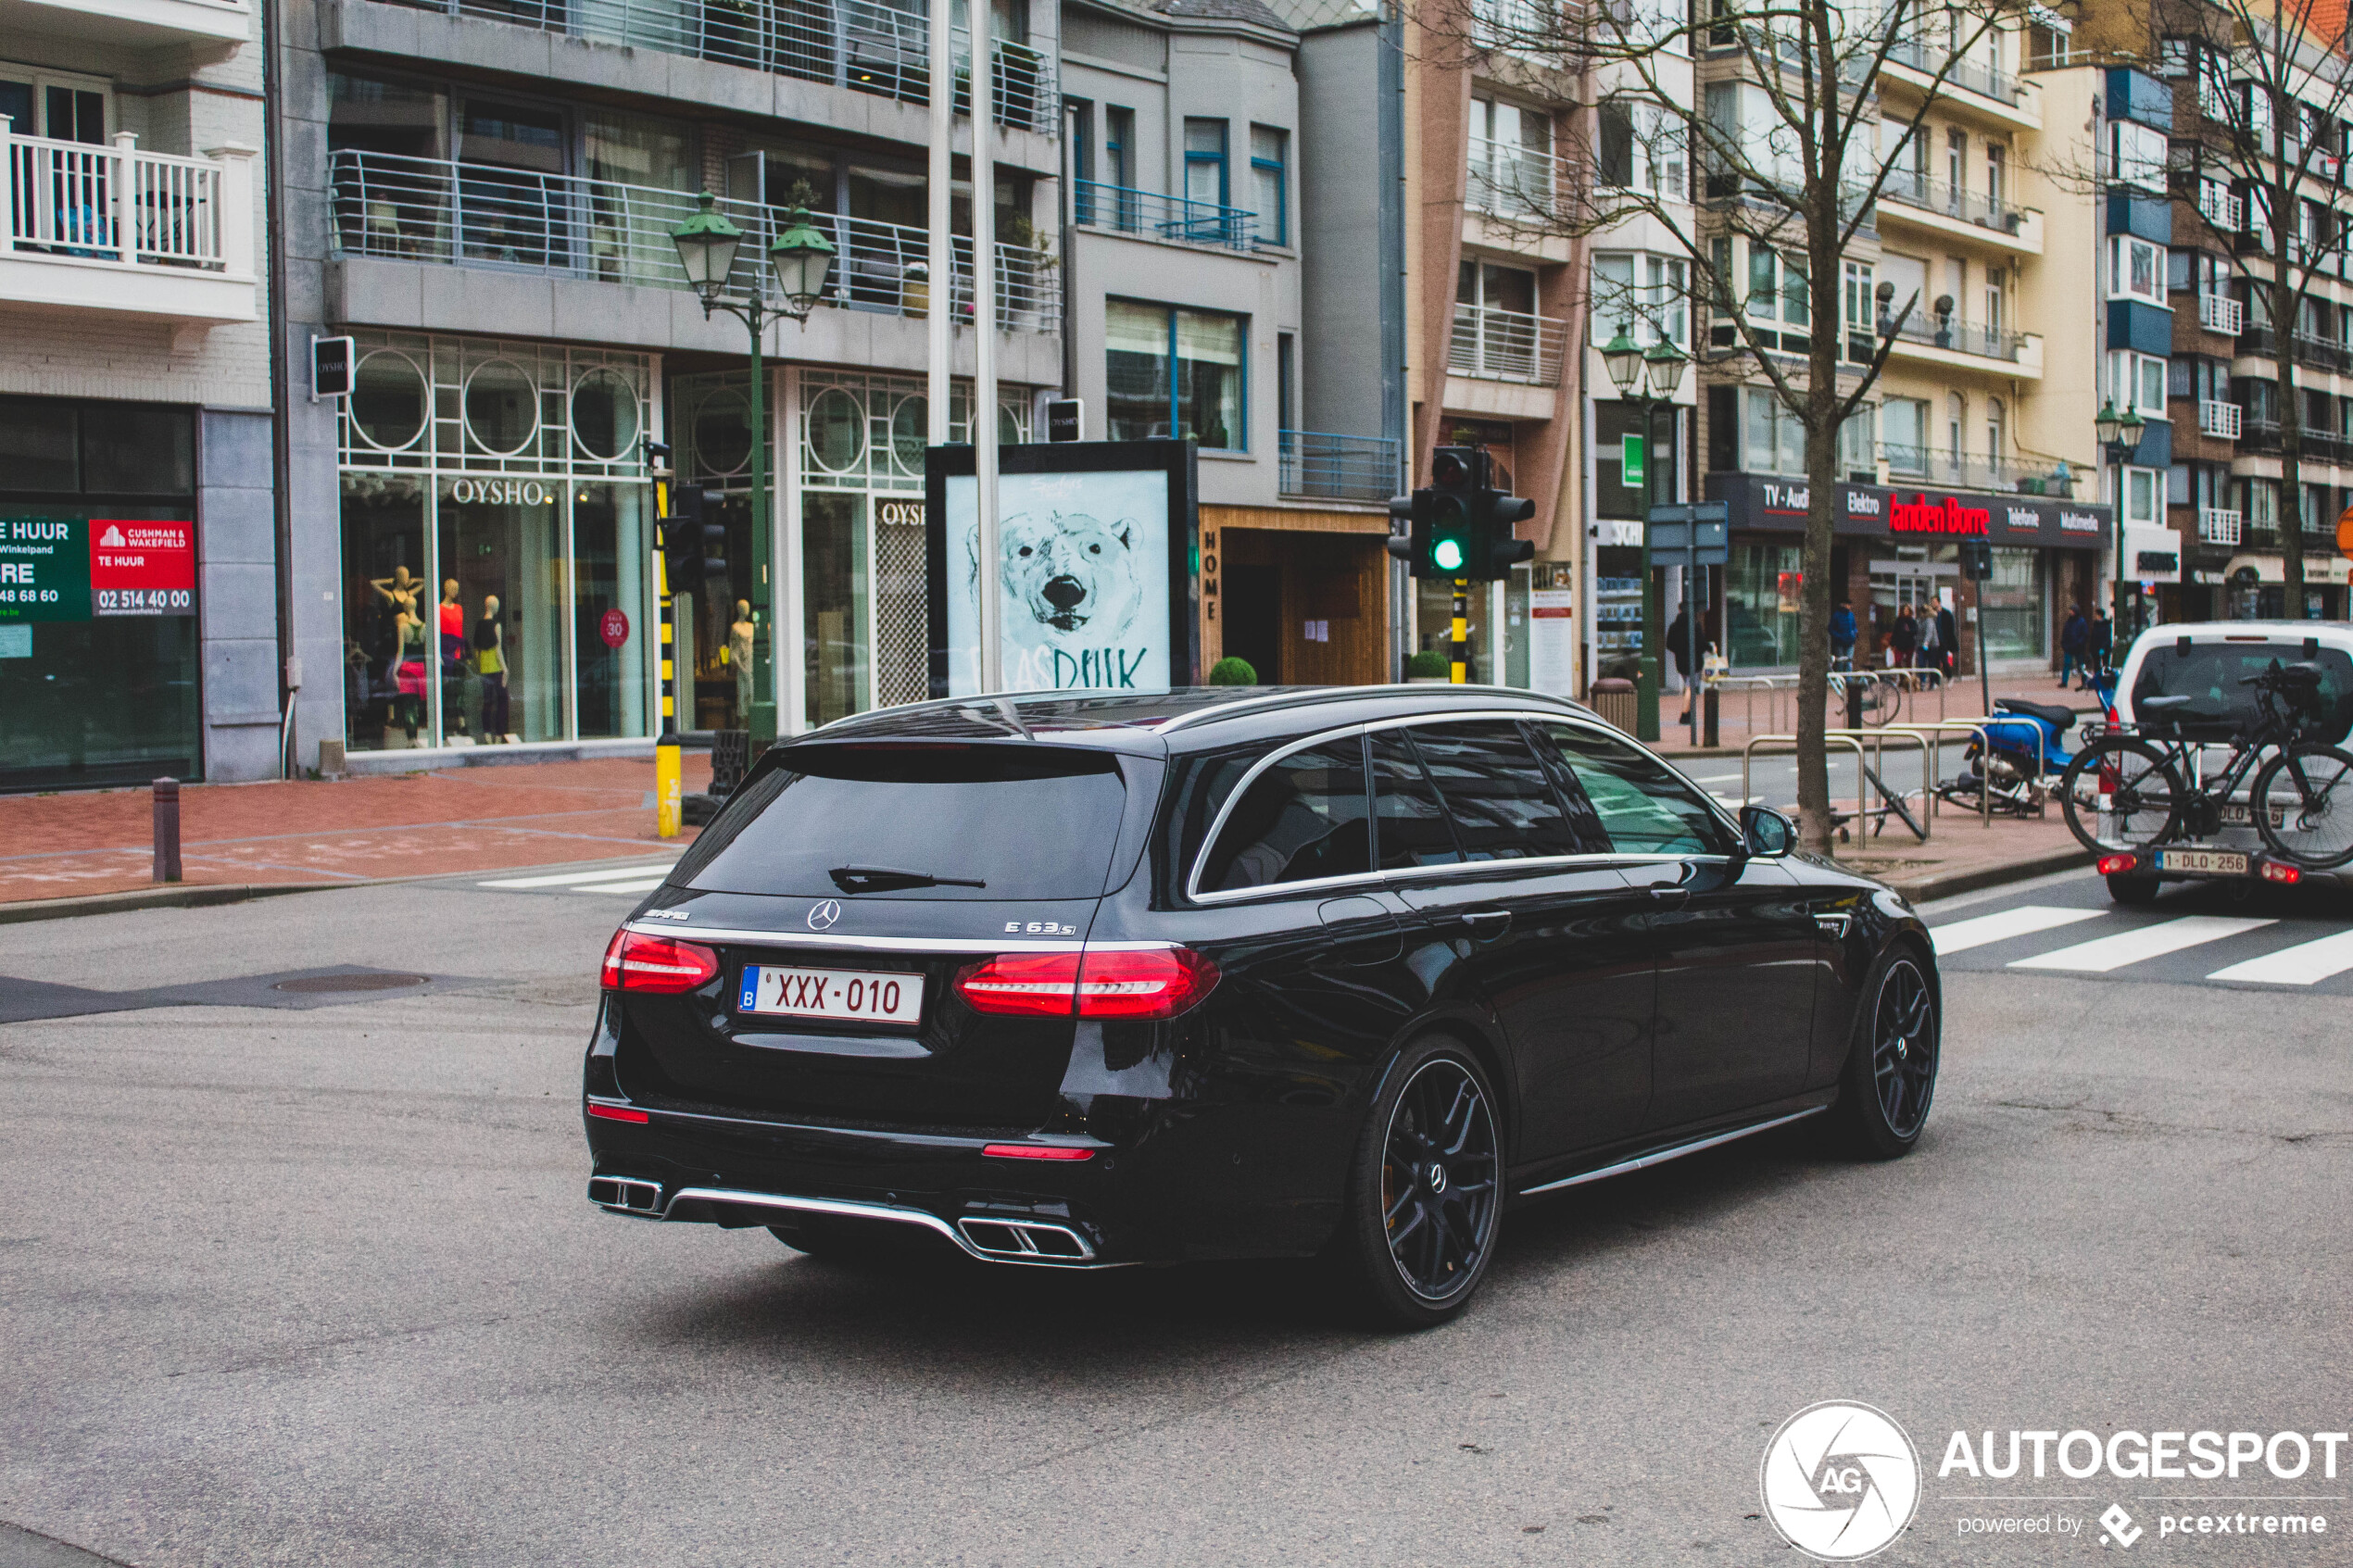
(1195, 739, 1373, 894)
(1408, 720, 1603, 859)
(1369, 730, 1463, 870)
(1534, 723, 1728, 856)
(681, 744, 1127, 901)
(2132, 643, 2353, 742)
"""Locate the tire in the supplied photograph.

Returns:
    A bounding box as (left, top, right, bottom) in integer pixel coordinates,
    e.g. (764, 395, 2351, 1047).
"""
(1827, 947, 1939, 1160)
(1332, 1037, 1504, 1330)
(2105, 871, 2163, 906)
(2252, 744, 2353, 870)
(2058, 735, 2182, 855)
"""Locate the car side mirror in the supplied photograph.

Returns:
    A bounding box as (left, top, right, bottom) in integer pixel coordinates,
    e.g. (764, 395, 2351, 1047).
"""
(1741, 804, 1795, 857)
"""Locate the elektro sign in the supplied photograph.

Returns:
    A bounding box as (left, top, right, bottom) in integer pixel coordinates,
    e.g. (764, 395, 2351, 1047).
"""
(0, 518, 196, 622)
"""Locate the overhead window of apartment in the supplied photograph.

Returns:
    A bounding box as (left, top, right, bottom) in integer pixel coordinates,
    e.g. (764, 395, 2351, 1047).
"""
(583, 108, 693, 193)
(2109, 119, 2168, 193)
(1105, 107, 1134, 190)
(0, 73, 107, 143)
(1879, 251, 1927, 327)
(1184, 119, 1229, 210)
(1945, 393, 1966, 465)
(1593, 252, 1636, 332)
(1987, 398, 2006, 466)
(1105, 300, 1244, 450)
(2109, 234, 2165, 305)
(327, 72, 447, 161)
(1646, 256, 1689, 345)
(1250, 126, 1289, 245)
(2108, 350, 2168, 415)
(1469, 97, 1551, 216)
(1946, 128, 1966, 194)
(1459, 259, 1537, 316)
(1882, 397, 1929, 473)
(1600, 101, 1635, 188)
(1743, 387, 1806, 476)
(1985, 143, 2006, 208)
(2121, 467, 2160, 526)
(1843, 258, 1875, 362)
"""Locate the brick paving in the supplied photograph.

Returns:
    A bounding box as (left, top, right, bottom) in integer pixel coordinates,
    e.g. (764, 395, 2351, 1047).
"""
(0, 756, 710, 906)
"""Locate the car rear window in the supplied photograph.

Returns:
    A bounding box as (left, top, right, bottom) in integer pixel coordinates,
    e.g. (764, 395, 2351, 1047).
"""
(2131, 643, 2353, 742)
(676, 744, 1128, 901)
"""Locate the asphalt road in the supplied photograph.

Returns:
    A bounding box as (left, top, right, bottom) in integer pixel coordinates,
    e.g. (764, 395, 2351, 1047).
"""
(1, 867, 2347, 1567)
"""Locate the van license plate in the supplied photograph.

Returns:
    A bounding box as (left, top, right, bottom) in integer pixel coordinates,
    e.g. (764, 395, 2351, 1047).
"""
(740, 965, 925, 1025)
(2156, 849, 2248, 876)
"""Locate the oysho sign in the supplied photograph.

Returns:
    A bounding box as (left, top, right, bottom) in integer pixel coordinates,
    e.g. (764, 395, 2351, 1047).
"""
(448, 478, 553, 507)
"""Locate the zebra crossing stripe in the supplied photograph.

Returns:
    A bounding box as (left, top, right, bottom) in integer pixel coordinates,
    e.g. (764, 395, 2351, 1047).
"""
(2008, 916, 2277, 973)
(2206, 930, 2353, 986)
(1929, 905, 2105, 956)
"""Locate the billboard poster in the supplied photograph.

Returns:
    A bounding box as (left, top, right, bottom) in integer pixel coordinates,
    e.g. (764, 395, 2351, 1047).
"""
(927, 440, 1197, 698)
(1, 517, 196, 622)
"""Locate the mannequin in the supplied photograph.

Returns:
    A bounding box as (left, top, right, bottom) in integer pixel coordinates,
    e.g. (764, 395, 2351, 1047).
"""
(394, 602, 427, 745)
(729, 600, 756, 727)
(439, 579, 470, 736)
(474, 593, 509, 740)
(370, 564, 421, 621)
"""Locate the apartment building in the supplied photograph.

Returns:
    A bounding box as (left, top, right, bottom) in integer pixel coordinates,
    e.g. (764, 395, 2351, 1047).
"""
(1695, 11, 2117, 679)
(1063, 0, 1398, 688)
(278, 0, 1066, 766)
(1, 0, 271, 788)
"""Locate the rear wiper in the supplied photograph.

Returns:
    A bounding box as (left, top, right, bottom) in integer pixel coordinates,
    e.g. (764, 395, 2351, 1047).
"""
(828, 865, 987, 893)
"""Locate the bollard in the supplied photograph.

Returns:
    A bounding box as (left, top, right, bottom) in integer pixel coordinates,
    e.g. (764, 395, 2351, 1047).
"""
(152, 777, 182, 884)
(1703, 687, 1719, 749)
(1845, 679, 1864, 732)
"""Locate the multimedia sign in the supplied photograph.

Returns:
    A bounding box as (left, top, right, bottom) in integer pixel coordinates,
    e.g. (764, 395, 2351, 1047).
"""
(0, 518, 196, 622)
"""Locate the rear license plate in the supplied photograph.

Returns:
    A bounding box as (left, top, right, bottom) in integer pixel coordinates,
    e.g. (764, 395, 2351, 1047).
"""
(740, 965, 925, 1026)
(2156, 848, 2249, 876)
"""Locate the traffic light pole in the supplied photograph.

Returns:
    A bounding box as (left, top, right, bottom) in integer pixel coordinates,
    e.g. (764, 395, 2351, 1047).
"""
(1451, 579, 1469, 684)
(650, 460, 682, 840)
(1635, 403, 1666, 742)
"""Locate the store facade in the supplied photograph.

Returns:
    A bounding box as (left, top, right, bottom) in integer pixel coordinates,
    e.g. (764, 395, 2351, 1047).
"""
(1709, 474, 2111, 672)
(335, 332, 661, 755)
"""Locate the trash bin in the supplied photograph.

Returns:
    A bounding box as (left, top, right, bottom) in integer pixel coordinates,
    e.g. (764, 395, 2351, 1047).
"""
(1590, 677, 1637, 733)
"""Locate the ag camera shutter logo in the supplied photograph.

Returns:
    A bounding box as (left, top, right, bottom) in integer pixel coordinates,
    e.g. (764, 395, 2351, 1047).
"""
(1760, 1401, 1921, 1561)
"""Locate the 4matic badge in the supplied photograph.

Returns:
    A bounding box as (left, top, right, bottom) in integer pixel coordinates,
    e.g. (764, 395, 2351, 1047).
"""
(1761, 1401, 1923, 1562)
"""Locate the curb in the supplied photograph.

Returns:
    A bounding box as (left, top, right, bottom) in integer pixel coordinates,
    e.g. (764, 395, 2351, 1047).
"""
(1880, 845, 2093, 903)
(0, 881, 346, 926)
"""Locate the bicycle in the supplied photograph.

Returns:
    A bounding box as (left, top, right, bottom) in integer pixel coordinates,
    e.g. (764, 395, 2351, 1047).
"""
(1833, 669, 1905, 728)
(2057, 660, 2353, 870)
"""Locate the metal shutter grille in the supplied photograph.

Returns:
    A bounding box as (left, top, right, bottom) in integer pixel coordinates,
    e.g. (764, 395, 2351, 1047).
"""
(874, 518, 929, 709)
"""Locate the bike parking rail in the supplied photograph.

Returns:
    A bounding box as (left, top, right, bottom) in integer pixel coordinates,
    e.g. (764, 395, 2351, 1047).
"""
(1882, 721, 2012, 830)
(1743, 730, 1931, 842)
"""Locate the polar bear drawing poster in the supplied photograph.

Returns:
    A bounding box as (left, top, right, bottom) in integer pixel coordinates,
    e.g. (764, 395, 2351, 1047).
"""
(943, 468, 1171, 696)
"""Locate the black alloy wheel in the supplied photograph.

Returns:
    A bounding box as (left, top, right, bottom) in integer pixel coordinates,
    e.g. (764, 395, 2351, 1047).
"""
(1830, 949, 1939, 1160)
(1337, 1039, 1504, 1328)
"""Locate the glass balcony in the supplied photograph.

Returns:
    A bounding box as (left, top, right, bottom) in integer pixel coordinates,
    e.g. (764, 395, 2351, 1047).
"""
(327, 149, 1058, 332)
(1878, 168, 2029, 234)
(1278, 430, 1400, 502)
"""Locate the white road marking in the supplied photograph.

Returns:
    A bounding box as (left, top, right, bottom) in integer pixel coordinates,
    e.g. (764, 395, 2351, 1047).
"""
(2008, 916, 2276, 973)
(1688, 771, 1745, 784)
(2206, 929, 2353, 985)
(478, 862, 677, 889)
(1928, 904, 2105, 956)
(576, 877, 670, 895)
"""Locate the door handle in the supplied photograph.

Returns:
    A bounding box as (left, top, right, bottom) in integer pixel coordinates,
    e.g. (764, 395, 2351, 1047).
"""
(1813, 912, 1853, 937)
(1645, 886, 1691, 908)
(1459, 909, 1513, 941)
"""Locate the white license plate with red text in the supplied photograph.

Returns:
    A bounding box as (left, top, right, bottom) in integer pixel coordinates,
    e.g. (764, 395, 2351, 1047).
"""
(2156, 848, 2249, 876)
(739, 965, 925, 1025)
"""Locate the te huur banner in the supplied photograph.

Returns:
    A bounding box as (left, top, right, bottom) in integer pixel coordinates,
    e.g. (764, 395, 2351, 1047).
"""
(0, 517, 196, 622)
(925, 439, 1200, 697)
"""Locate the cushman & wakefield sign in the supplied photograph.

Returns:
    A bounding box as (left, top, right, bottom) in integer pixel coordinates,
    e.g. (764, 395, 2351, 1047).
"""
(1711, 473, 2111, 548)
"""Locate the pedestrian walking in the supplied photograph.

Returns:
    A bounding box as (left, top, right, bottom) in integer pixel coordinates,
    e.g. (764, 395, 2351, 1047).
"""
(1914, 603, 1941, 670)
(1891, 607, 1918, 669)
(2059, 604, 2089, 688)
(1830, 599, 1858, 670)
(1936, 598, 1959, 676)
(2090, 608, 2114, 682)
(1667, 606, 1693, 722)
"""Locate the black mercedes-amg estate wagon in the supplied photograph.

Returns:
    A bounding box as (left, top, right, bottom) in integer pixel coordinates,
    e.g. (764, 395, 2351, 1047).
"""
(585, 684, 1940, 1325)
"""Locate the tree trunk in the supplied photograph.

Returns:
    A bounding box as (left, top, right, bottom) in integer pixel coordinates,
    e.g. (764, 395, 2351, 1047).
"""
(2276, 232, 2306, 607)
(1794, 208, 1843, 857)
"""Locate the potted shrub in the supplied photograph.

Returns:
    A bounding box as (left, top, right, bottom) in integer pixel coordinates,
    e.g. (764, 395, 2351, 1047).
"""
(1405, 649, 1452, 684)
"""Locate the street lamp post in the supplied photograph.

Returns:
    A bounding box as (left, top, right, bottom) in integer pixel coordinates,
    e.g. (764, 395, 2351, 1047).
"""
(671, 194, 836, 743)
(1602, 324, 1691, 742)
(2095, 398, 2146, 658)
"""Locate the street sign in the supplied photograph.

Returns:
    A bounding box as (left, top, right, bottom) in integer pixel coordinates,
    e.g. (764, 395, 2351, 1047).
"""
(1046, 398, 1084, 443)
(1622, 433, 1645, 485)
(1644, 503, 1728, 564)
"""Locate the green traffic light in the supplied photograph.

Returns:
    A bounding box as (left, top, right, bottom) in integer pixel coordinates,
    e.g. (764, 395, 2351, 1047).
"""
(1432, 538, 1465, 572)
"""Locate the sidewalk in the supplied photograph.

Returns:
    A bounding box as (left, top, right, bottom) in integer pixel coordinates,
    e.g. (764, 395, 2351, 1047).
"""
(1649, 669, 2107, 759)
(0, 754, 710, 909)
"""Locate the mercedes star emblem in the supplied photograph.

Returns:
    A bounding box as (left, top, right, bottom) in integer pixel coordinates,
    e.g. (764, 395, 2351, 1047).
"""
(807, 899, 843, 931)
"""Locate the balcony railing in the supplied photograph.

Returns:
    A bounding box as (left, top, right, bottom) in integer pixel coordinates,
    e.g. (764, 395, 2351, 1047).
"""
(1278, 430, 1401, 502)
(1466, 135, 1560, 220)
(379, 0, 1057, 132)
(2198, 507, 2243, 545)
(2237, 418, 2353, 463)
(1881, 308, 2028, 362)
(1878, 447, 2072, 495)
(2198, 399, 2243, 438)
(1449, 302, 1567, 384)
(2293, 332, 2353, 373)
(1071, 180, 1255, 252)
(1878, 169, 2029, 233)
(4, 129, 247, 275)
(1888, 33, 2024, 107)
(328, 149, 1057, 332)
(2198, 291, 2243, 334)
(2197, 184, 2245, 233)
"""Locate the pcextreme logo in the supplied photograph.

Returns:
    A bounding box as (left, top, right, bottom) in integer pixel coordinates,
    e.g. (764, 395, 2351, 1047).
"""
(1760, 1401, 1923, 1562)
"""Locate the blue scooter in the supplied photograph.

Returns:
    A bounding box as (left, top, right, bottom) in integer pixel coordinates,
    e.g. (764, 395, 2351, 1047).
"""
(1938, 671, 2118, 815)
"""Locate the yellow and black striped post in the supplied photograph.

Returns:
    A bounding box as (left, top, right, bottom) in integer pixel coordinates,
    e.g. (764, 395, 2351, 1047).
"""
(1450, 577, 1469, 684)
(653, 470, 682, 839)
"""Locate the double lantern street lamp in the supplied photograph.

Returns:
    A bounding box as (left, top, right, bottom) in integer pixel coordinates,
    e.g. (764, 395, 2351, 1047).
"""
(664, 193, 837, 742)
(2095, 398, 2148, 646)
(1602, 324, 1691, 742)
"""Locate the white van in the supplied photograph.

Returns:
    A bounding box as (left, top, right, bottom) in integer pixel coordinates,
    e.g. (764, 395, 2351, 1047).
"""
(2104, 621, 2353, 901)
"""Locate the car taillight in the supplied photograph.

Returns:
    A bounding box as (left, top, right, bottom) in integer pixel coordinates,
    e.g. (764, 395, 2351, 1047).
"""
(2096, 853, 2139, 875)
(599, 929, 720, 993)
(955, 947, 1220, 1021)
(2260, 860, 2302, 885)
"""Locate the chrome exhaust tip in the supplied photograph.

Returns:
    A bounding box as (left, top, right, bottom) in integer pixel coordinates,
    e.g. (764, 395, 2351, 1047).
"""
(588, 1176, 663, 1214)
(955, 1217, 1095, 1261)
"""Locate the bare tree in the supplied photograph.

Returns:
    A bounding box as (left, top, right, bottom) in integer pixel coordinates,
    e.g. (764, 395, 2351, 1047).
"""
(2161, 0, 2353, 605)
(1430, 0, 2008, 853)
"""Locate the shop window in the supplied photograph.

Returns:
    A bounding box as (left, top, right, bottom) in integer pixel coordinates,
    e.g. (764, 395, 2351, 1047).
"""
(1726, 541, 1804, 668)
(1978, 546, 2047, 661)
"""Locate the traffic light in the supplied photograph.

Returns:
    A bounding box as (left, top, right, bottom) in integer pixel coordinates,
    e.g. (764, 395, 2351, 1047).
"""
(1384, 446, 1536, 581)
(661, 485, 725, 591)
(1957, 537, 1994, 581)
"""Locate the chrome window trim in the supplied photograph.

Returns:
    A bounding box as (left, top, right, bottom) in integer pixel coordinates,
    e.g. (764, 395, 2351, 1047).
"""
(1184, 709, 1730, 907)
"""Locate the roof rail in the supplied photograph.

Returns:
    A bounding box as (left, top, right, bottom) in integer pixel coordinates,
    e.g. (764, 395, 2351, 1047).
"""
(1156, 683, 1584, 734)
